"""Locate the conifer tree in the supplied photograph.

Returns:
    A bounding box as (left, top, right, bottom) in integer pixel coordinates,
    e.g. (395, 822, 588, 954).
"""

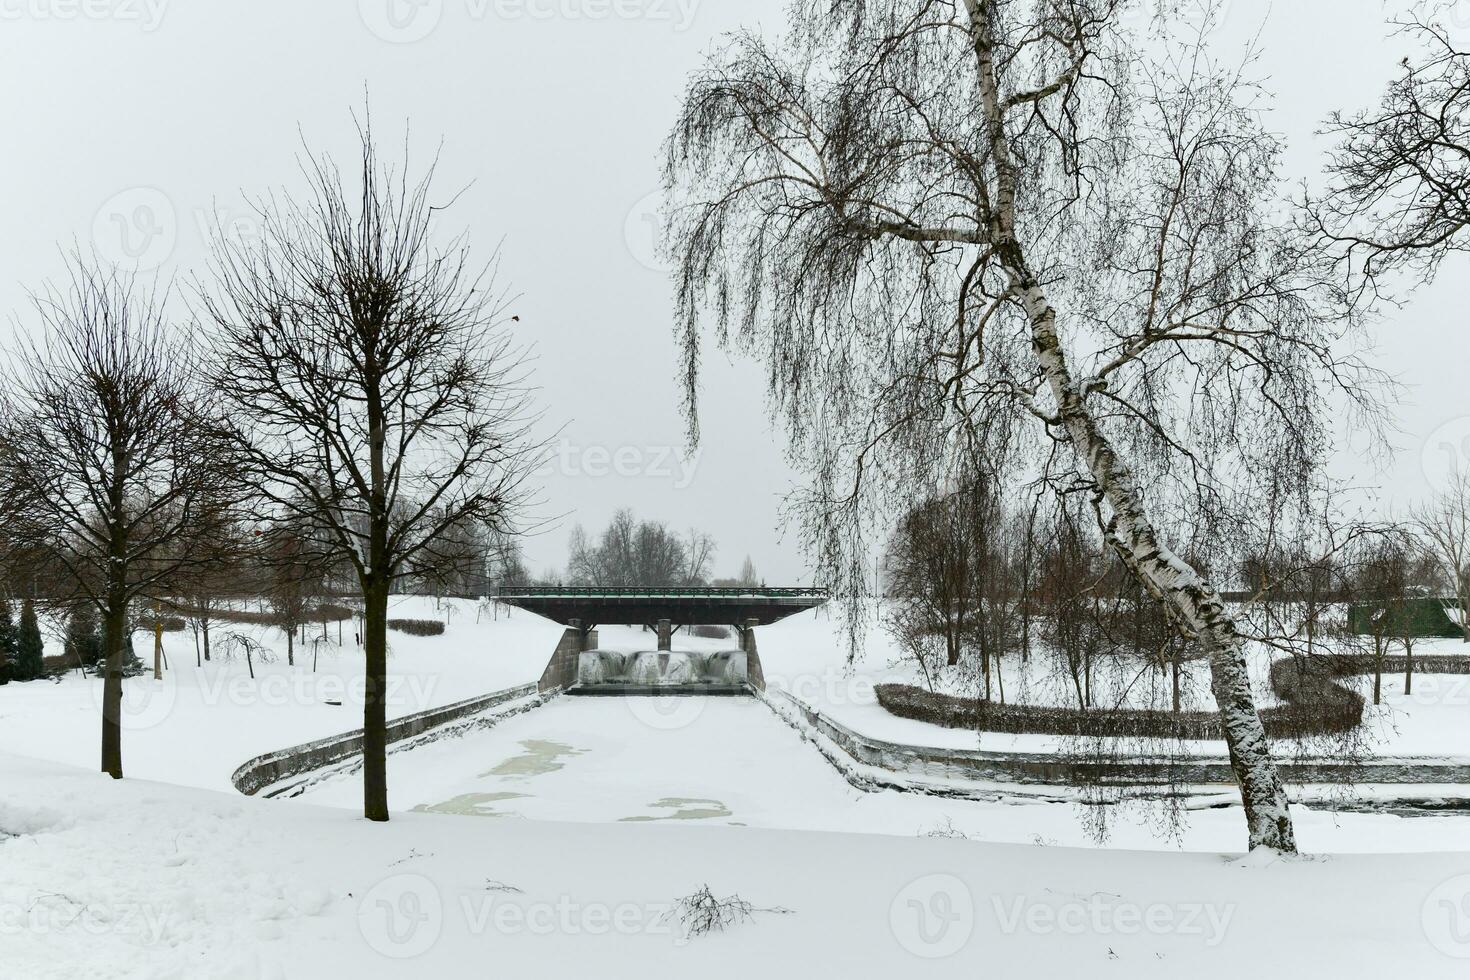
(64, 602, 102, 670)
(0, 601, 16, 684)
(15, 598, 44, 681)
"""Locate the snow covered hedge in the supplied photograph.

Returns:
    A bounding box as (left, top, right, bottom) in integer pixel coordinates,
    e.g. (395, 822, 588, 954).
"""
(873, 654, 1468, 741)
(387, 618, 445, 637)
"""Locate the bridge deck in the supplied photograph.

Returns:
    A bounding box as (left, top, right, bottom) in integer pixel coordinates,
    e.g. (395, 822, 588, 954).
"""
(494, 587, 827, 627)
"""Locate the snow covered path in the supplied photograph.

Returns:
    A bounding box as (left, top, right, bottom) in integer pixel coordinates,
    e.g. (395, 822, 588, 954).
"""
(6, 751, 1470, 979)
(293, 694, 1470, 853)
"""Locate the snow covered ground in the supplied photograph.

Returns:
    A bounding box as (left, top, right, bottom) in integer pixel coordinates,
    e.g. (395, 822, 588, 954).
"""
(6, 751, 1470, 979)
(6, 596, 1470, 977)
(0, 596, 563, 791)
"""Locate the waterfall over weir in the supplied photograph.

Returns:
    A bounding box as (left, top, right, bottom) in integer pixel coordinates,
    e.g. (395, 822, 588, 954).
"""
(572, 650, 750, 695)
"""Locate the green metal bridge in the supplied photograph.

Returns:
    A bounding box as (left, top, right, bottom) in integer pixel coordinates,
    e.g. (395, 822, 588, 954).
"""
(493, 586, 828, 629)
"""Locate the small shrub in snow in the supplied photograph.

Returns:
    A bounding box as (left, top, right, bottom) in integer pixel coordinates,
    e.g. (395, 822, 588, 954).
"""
(690, 625, 730, 639)
(667, 885, 791, 939)
(387, 618, 445, 637)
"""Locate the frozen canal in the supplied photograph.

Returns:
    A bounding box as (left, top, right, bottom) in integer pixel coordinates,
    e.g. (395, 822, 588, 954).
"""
(294, 694, 1470, 854)
(297, 696, 871, 828)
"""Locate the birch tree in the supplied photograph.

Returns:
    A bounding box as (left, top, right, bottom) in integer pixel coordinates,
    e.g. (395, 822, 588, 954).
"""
(663, 0, 1384, 850)
(201, 123, 543, 822)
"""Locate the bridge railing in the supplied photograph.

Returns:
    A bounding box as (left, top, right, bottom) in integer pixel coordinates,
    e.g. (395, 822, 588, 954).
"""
(493, 586, 828, 599)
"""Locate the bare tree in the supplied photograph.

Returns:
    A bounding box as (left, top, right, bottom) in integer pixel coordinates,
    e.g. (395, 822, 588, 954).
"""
(1310, 5, 1470, 297)
(175, 499, 252, 666)
(568, 508, 714, 587)
(0, 257, 235, 778)
(1350, 534, 1413, 705)
(264, 518, 322, 668)
(682, 529, 717, 586)
(201, 121, 542, 821)
(486, 529, 530, 589)
(884, 476, 1003, 673)
(1414, 473, 1470, 642)
(737, 556, 758, 588)
(1038, 499, 1103, 709)
(663, 1, 1386, 850)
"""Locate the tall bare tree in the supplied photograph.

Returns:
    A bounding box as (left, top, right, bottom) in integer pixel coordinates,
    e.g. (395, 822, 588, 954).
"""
(682, 529, 717, 586)
(663, 1, 1387, 850)
(0, 258, 234, 778)
(1414, 473, 1470, 642)
(884, 477, 998, 671)
(202, 123, 543, 821)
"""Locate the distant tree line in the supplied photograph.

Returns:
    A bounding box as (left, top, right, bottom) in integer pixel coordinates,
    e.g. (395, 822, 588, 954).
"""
(555, 507, 757, 590)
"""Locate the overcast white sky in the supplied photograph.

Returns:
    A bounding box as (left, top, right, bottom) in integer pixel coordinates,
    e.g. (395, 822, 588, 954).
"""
(1, 0, 1465, 583)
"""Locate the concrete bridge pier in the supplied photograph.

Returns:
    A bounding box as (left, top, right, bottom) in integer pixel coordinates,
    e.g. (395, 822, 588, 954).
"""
(656, 618, 672, 651)
(537, 618, 599, 693)
(733, 618, 765, 690)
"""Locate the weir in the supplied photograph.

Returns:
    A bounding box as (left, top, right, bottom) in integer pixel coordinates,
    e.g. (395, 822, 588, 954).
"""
(494, 586, 827, 695)
(568, 649, 751, 696)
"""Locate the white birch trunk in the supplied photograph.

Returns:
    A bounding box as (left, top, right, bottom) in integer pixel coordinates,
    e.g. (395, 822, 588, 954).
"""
(965, 0, 1295, 852)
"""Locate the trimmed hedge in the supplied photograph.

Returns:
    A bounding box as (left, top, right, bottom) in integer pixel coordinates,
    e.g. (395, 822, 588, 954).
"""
(165, 602, 354, 628)
(875, 654, 1470, 741)
(1348, 598, 1462, 639)
(875, 684, 1230, 740)
(388, 618, 445, 637)
(137, 615, 187, 633)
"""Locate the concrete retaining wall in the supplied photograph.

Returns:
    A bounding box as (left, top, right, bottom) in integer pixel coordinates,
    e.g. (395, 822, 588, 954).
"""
(741, 619, 765, 691)
(757, 687, 1470, 797)
(231, 682, 539, 796)
(537, 626, 599, 693)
